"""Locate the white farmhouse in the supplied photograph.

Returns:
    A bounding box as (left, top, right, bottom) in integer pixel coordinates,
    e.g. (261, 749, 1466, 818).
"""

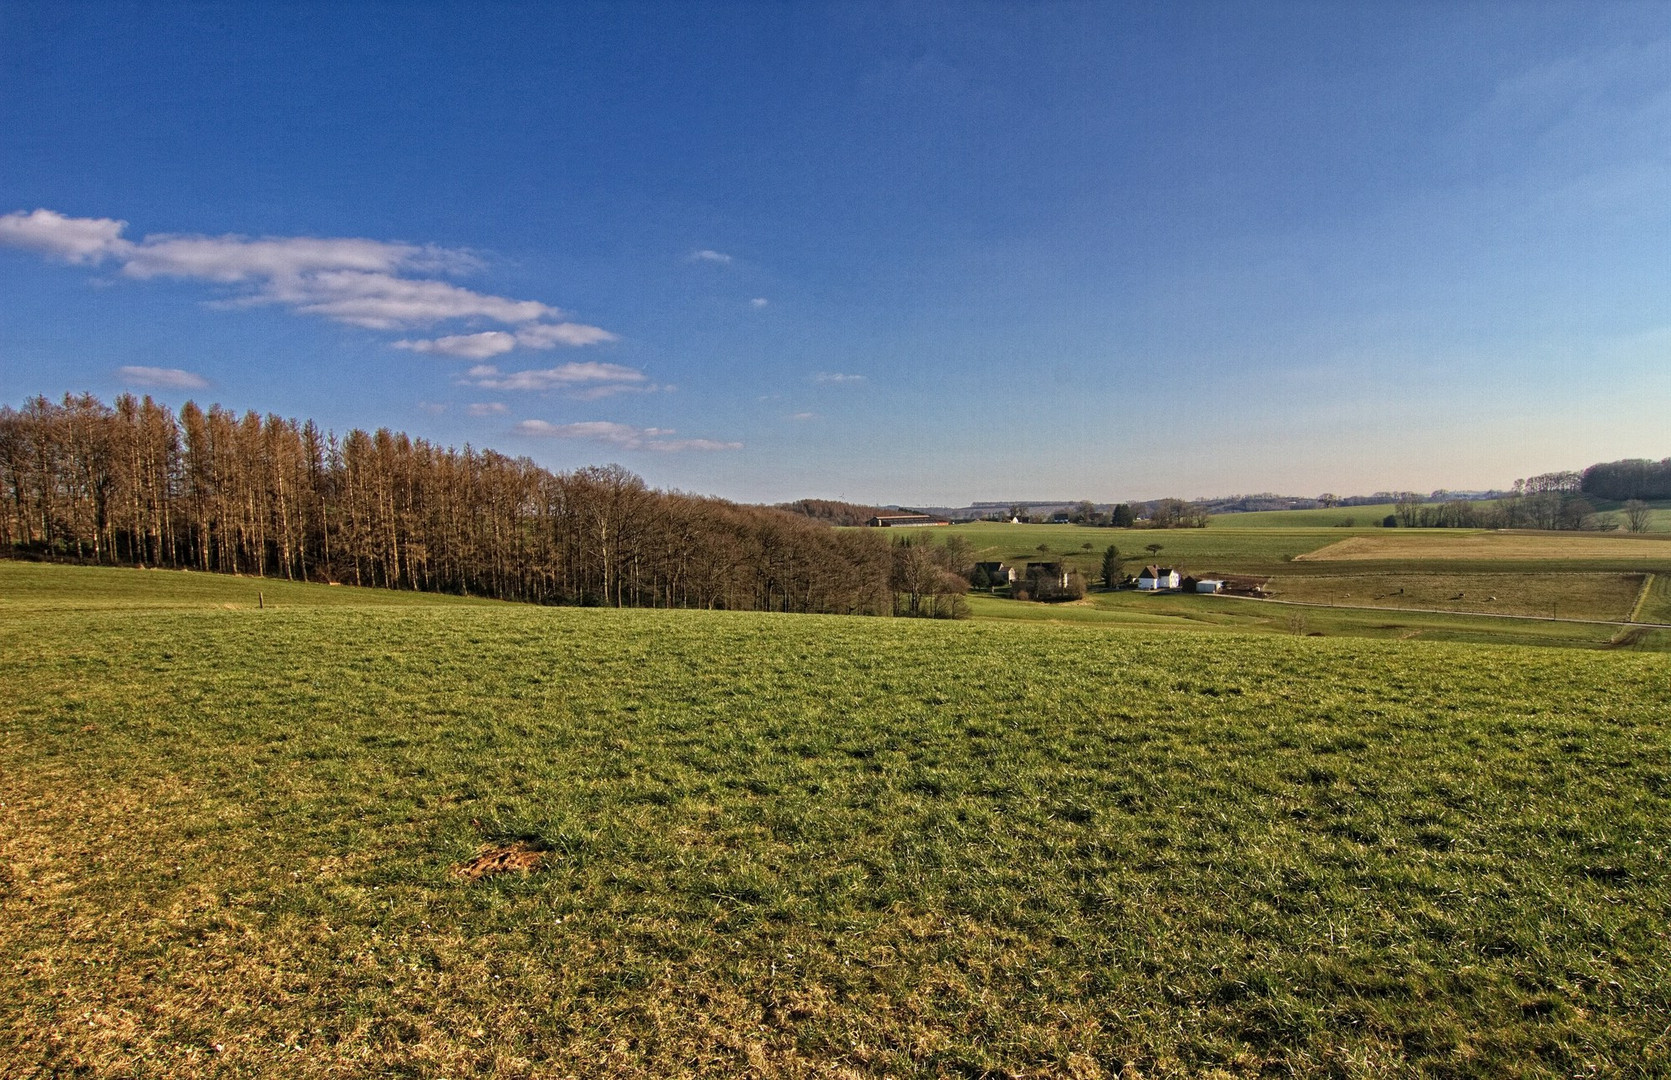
(1135, 565, 1180, 591)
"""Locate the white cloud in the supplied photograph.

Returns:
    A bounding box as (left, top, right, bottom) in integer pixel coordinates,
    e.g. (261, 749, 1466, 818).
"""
(467, 402, 509, 416)
(120, 233, 475, 282)
(514, 322, 617, 348)
(417, 401, 448, 415)
(117, 365, 209, 390)
(0, 209, 130, 264)
(813, 372, 866, 384)
(515, 419, 740, 452)
(690, 249, 733, 264)
(463, 361, 656, 397)
(395, 330, 519, 359)
(255, 270, 556, 330)
(395, 321, 618, 358)
(0, 209, 612, 345)
(750, 297, 768, 308)
(791, 411, 817, 420)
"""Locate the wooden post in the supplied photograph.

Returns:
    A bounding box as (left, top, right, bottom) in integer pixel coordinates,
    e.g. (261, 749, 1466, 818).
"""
(258, 590, 264, 609)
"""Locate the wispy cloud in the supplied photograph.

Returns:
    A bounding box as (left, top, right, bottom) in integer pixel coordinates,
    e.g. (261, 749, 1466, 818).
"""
(690, 249, 733, 264)
(461, 361, 660, 399)
(417, 401, 448, 415)
(750, 297, 769, 308)
(396, 331, 519, 359)
(813, 372, 866, 384)
(515, 419, 740, 452)
(466, 402, 508, 416)
(117, 365, 209, 390)
(0, 208, 612, 350)
(791, 411, 817, 421)
(394, 321, 619, 359)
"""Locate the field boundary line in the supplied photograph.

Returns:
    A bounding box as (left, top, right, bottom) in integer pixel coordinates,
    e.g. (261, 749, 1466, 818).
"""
(1628, 573, 1655, 623)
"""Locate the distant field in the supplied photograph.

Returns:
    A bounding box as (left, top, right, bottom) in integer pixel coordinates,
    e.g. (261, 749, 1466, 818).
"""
(1263, 571, 1646, 622)
(5, 562, 1671, 1077)
(1216, 503, 1671, 534)
(1634, 572, 1671, 624)
(1297, 530, 1671, 562)
(938, 522, 1348, 575)
(1589, 500, 1671, 533)
(1209, 504, 1398, 528)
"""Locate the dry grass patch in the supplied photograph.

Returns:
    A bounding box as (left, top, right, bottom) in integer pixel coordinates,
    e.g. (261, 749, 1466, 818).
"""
(451, 841, 549, 880)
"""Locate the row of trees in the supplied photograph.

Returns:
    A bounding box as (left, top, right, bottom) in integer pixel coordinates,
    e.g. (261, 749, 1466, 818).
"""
(997, 499, 1207, 528)
(0, 393, 969, 616)
(774, 497, 887, 526)
(1384, 474, 1618, 531)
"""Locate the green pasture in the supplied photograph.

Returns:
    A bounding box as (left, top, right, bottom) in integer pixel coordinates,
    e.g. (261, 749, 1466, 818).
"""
(4, 562, 1671, 1078)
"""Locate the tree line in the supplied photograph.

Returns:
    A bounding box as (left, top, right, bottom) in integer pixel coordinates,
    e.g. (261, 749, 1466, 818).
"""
(997, 499, 1207, 528)
(774, 498, 888, 527)
(1581, 458, 1671, 502)
(0, 393, 967, 615)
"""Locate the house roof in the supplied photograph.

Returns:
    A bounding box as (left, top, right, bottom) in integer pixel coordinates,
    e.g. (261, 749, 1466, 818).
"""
(1138, 565, 1177, 577)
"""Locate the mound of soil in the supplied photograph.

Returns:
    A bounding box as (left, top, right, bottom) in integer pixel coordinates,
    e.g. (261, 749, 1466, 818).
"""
(451, 842, 548, 881)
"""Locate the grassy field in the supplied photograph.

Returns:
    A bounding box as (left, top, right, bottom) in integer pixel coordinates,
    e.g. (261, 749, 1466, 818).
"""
(4, 562, 1671, 1078)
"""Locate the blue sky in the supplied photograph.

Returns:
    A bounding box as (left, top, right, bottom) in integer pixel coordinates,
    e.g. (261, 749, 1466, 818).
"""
(3, 2, 1668, 504)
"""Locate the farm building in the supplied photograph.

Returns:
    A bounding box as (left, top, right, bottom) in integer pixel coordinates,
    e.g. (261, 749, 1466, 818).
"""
(1025, 562, 1070, 590)
(1182, 575, 1224, 594)
(867, 513, 950, 527)
(974, 561, 1017, 584)
(1136, 565, 1181, 591)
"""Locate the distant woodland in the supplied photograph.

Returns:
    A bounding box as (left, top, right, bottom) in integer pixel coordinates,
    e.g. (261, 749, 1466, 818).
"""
(1581, 458, 1671, 502)
(0, 393, 957, 615)
(773, 498, 888, 527)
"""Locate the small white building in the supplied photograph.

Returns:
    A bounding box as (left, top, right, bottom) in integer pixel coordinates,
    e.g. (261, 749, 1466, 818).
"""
(1194, 579, 1224, 593)
(1136, 565, 1180, 591)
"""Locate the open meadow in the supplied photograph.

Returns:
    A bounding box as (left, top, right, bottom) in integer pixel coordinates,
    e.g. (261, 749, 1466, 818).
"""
(3, 562, 1670, 1078)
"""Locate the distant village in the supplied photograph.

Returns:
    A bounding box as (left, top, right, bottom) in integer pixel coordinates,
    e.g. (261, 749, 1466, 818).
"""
(864, 512, 1272, 604)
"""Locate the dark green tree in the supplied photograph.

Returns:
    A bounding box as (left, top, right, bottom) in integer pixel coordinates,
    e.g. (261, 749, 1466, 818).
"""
(1100, 544, 1120, 589)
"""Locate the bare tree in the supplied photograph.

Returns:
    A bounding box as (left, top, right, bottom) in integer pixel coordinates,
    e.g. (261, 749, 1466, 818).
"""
(1624, 499, 1653, 534)
(1, 392, 923, 616)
